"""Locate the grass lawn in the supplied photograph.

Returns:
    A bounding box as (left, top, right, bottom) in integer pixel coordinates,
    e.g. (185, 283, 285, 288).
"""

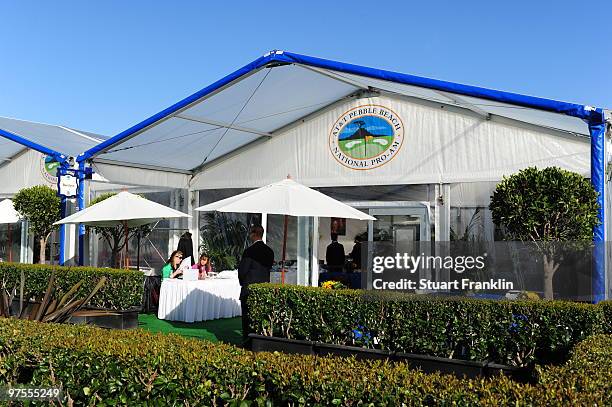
(138, 313, 243, 345)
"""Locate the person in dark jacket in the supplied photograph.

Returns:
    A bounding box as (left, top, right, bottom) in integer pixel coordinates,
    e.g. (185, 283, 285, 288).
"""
(326, 233, 345, 272)
(177, 232, 195, 266)
(349, 234, 363, 271)
(238, 225, 274, 343)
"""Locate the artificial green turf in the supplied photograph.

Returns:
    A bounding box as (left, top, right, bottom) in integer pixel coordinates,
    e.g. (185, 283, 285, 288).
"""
(138, 313, 242, 345)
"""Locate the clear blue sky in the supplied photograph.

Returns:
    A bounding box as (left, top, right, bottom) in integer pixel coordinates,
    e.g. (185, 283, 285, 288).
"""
(0, 1, 610, 137)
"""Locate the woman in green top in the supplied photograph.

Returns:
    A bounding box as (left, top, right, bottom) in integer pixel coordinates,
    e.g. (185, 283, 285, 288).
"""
(162, 250, 184, 279)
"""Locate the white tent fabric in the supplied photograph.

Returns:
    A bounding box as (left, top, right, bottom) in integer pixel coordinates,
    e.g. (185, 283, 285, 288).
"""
(0, 116, 105, 161)
(0, 150, 59, 197)
(0, 199, 20, 224)
(55, 191, 190, 227)
(0, 117, 107, 196)
(196, 178, 375, 220)
(85, 59, 590, 174)
(91, 161, 190, 191)
(190, 94, 590, 190)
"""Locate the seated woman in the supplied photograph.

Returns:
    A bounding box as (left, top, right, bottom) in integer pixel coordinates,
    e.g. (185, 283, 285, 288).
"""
(192, 253, 212, 279)
(161, 250, 184, 279)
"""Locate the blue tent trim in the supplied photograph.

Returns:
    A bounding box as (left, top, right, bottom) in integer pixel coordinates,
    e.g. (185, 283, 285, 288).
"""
(275, 51, 604, 123)
(590, 115, 607, 303)
(0, 127, 67, 163)
(78, 50, 605, 162)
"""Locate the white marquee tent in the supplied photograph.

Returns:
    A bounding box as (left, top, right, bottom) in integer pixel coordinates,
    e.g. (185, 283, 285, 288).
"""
(0, 51, 610, 299)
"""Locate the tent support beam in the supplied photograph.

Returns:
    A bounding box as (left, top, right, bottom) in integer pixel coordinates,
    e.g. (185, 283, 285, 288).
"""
(93, 158, 193, 175)
(432, 90, 491, 120)
(175, 114, 273, 138)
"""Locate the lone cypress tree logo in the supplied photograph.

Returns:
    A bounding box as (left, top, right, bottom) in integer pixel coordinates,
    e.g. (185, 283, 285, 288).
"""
(329, 105, 404, 170)
(39, 154, 59, 183)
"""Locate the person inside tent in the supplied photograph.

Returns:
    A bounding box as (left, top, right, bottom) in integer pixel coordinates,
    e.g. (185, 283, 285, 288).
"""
(326, 233, 345, 272)
(349, 234, 363, 271)
(192, 252, 213, 279)
(177, 232, 195, 266)
(161, 250, 184, 279)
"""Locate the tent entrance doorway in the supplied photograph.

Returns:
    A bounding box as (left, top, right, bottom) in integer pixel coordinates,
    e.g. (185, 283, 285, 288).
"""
(316, 202, 430, 273)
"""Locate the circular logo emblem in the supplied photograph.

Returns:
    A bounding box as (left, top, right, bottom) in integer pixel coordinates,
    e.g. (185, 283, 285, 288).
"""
(40, 154, 59, 183)
(329, 105, 404, 170)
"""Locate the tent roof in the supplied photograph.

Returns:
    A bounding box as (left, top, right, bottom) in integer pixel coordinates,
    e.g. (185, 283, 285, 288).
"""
(0, 116, 105, 164)
(79, 50, 605, 173)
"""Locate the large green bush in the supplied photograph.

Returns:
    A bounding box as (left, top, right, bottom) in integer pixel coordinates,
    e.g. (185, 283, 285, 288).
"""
(0, 263, 143, 310)
(0, 318, 610, 405)
(248, 284, 610, 366)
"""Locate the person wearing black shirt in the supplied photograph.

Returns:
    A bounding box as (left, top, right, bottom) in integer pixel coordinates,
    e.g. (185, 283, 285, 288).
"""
(349, 234, 363, 271)
(325, 233, 345, 272)
(238, 225, 274, 343)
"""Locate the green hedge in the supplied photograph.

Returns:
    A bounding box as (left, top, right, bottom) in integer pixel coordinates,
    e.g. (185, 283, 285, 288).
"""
(247, 284, 611, 367)
(0, 263, 144, 310)
(0, 318, 610, 405)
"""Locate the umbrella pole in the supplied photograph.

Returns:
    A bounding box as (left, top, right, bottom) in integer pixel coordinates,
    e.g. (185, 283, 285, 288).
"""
(281, 214, 288, 284)
(136, 231, 141, 272)
(124, 220, 129, 269)
(7, 224, 12, 263)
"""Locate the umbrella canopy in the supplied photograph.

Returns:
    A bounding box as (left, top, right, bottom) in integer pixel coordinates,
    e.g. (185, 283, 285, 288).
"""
(0, 199, 20, 224)
(196, 178, 375, 220)
(55, 191, 190, 227)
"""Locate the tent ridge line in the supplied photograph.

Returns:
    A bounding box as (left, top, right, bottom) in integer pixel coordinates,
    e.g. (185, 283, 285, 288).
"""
(272, 51, 604, 123)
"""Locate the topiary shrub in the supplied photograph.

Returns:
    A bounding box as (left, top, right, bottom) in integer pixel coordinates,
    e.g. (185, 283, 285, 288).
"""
(12, 185, 61, 264)
(489, 167, 599, 299)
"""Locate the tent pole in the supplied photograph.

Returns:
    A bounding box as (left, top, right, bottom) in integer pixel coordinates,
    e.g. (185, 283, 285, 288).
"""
(7, 224, 12, 263)
(281, 214, 288, 284)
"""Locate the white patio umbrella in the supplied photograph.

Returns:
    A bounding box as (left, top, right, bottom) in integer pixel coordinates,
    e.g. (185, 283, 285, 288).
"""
(196, 178, 375, 282)
(55, 191, 191, 268)
(0, 199, 20, 262)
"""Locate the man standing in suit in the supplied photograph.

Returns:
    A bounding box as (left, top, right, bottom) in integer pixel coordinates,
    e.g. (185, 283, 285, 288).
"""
(326, 233, 345, 272)
(238, 225, 274, 344)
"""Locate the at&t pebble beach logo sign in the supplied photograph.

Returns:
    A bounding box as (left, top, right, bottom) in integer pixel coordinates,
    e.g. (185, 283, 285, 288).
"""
(40, 154, 59, 183)
(329, 105, 404, 170)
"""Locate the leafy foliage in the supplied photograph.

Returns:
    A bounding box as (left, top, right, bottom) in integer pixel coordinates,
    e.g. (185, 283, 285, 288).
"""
(0, 270, 109, 323)
(199, 212, 248, 270)
(489, 167, 599, 298)
(0, 263, 143, 310)
(248, 284, 610, 367)
(88, 193, 152, 268)
(0, 318, 611, 405)
(490, 167, 599, 242)
(12, 185, 61, 263)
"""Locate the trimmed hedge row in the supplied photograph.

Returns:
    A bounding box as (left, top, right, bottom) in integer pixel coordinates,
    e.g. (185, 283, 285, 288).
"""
(0, 318, 610, 405)
(247, 284, 611, 366)
(0, 263, 144, 310)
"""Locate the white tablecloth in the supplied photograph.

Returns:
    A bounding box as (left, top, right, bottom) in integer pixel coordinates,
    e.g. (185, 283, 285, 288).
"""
(157, 277, 242, 322)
